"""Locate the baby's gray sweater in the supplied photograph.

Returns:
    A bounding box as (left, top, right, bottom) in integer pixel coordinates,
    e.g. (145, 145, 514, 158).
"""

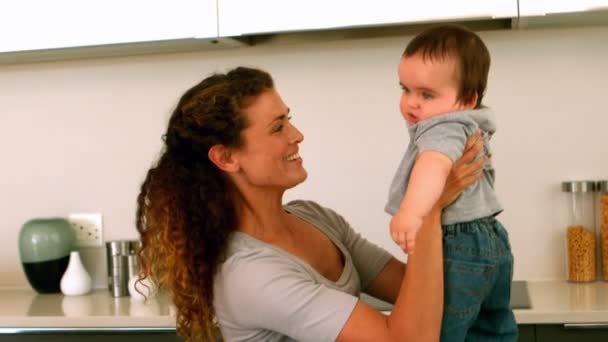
(385, 107, 503, 225)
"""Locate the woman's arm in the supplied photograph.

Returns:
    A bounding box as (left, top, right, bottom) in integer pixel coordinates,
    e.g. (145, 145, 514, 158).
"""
(363, 257, 405, 304)
(388, 206, 443, 341)
(336, 205, 444, 342)
(337, 131, 485, 341)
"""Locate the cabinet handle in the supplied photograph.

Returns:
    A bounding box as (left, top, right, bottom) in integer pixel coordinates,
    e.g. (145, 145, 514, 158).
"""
(563, 323, 608, 330)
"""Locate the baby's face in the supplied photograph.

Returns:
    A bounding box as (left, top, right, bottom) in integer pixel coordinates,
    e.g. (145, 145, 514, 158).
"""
(398, 54, 475, 125)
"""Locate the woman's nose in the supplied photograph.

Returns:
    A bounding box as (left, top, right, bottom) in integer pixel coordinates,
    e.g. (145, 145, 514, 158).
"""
(289, 123, 304, 144)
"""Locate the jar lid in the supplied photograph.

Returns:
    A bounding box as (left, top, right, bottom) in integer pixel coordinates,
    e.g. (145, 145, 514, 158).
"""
(597, 180, 608, 192)
(561, 181, 596, 192)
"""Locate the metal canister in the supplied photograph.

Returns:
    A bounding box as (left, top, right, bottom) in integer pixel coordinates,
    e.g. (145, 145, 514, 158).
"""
(105, 240, 131, 297)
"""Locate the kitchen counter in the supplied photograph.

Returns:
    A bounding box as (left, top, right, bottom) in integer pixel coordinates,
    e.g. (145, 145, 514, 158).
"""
(0, 289, 175, 331)
(514, 280, 608, 324)
(366, 280, 608, 325)
(1, 281, 607, 331)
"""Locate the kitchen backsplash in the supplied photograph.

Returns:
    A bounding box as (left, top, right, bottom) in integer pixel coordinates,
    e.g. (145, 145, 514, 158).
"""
(1, 25, 608, 288)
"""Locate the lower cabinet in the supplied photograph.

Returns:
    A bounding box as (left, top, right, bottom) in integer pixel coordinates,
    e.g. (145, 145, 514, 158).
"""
(536, 324, 608, 342)
(519, 324, 608, 342)
(518, 324, 536, 342)
(0, 332, 184, 342)
(4, 325, 607, 341)
(0, 327, 224, 341)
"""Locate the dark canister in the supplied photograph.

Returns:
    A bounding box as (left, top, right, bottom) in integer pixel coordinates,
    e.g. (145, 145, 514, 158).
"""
(19, 217, 75, 293)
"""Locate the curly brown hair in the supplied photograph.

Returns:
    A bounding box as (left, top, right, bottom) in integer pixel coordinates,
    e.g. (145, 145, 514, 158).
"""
(135, 67, 274, 341)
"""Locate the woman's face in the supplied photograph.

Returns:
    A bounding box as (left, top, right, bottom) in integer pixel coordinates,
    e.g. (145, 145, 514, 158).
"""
(232, 88, 307, 190)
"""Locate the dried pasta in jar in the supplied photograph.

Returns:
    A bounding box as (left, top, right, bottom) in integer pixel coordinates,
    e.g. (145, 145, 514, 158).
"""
(562, 181, 597, 282)
(567, 225, 596, 282)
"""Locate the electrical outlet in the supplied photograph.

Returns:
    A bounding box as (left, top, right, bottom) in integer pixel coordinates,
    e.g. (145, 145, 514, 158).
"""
(67, 213, 103, 247)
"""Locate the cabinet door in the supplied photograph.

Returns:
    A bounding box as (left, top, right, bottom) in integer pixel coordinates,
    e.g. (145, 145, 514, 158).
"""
(218, 0, 518, 36)
(536, 324, 608, 342)
(0, 0, 218, 53)
(519, 0, 608, 16)
(518, 325, 536, 342)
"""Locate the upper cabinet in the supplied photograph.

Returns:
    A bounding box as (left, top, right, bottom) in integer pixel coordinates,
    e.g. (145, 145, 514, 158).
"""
(519, 0, 608, 16)
(0, 0, 218, 53)
(218, 0, 519, 36)
(2, 0, 605, 63)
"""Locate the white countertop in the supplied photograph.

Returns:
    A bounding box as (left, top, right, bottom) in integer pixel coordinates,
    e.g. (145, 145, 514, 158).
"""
(1, 280, 607, 329)
(0, 289, 175, 329)
(513, 280, 608, 324)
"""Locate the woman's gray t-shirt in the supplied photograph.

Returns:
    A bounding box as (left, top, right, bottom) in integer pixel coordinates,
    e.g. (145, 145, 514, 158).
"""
(213, 200, 393, 342)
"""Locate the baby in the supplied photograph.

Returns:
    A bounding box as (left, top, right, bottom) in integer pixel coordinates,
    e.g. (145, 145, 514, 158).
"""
(385, 25, 518, 341)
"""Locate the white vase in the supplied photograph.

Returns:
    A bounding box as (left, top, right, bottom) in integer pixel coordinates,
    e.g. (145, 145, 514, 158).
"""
(60, 251, 92, 296)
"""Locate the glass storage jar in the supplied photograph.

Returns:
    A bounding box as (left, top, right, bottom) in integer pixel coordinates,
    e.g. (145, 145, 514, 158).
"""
(597, 180, 608, 281)
(562, 180, 597, 282)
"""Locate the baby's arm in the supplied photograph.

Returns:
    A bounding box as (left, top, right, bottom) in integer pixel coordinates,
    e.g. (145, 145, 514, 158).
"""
(403, 151, 454, 219)
(390, 151, 453, 253)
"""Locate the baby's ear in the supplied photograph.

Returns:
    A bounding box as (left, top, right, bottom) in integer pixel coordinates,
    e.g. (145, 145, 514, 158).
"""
(463, 92, 479, 109)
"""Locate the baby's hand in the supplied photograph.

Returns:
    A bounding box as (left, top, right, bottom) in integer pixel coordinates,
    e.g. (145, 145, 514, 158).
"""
(390, 211, 423, 254)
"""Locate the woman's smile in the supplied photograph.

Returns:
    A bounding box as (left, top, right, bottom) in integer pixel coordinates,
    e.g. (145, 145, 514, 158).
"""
(286, 152, 301, 162)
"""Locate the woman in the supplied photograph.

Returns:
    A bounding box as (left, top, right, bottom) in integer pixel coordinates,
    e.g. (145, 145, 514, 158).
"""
(136, 67, 485, 341)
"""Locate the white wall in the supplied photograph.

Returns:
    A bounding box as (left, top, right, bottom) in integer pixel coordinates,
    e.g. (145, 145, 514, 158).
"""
(1, 25, 607, 288)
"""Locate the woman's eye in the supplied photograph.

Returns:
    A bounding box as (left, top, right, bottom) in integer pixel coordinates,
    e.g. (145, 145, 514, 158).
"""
(273, 115, 292, 133)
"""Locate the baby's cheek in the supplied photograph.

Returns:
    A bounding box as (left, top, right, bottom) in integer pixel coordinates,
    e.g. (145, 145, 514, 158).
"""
(399, 98, 407, 117)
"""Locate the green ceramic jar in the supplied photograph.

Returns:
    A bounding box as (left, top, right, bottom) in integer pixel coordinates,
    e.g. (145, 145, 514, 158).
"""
(19, 218, 76, 293)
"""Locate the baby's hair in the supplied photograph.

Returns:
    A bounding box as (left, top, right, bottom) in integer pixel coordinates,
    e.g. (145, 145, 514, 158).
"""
(403, 25, 490, 108)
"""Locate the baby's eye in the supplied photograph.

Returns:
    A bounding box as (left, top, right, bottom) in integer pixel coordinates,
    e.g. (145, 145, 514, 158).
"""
(422, 92, 434, 100)
(401, 85, 410, 93)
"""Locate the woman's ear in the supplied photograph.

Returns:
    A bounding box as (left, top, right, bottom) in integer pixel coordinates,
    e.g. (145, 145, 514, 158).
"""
(208, 144, 239, 173)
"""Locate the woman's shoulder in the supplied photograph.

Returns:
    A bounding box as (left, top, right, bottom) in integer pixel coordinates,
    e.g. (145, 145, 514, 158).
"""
(215, 230, 324, 307)
(285, 199, 342, 222)
(285, 199, 351, 239)
(222, 231, 275, 265)
(217, 234, 295, 292)
(213, 235, 313, 334)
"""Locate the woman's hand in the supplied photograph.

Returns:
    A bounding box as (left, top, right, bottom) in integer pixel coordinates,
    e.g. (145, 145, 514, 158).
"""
(437, 129, 486, 209)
